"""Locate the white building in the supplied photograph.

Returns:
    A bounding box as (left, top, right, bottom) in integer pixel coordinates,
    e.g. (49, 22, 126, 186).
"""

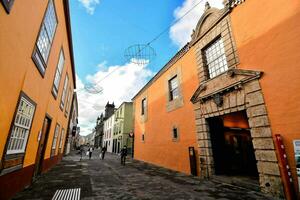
(103, 113, 114, 153)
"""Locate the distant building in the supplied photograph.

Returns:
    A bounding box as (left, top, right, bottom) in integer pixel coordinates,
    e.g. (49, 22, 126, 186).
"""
(85, 131, 95, 146)
(113, 102, 134, 154)
(103, 113, 115, 153)
(94, 114, 104, 149)
(65, 92, 79, 154)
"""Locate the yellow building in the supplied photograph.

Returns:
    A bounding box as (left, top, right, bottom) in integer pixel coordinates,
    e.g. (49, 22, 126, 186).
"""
(0, 0, 76, 199)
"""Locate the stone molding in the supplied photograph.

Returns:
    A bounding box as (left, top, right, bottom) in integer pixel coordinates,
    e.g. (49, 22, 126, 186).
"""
(191, 75, 284, 197)
(165, 66, 184, 112)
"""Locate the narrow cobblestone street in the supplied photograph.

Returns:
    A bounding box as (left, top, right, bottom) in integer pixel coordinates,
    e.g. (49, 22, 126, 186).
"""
(13, 151, 277, 200)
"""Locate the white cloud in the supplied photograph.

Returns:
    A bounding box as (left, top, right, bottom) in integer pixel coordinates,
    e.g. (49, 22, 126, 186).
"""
(170, 0, 224, 48)
(76, 61, 153, 136)
(78, 0, 100, 15)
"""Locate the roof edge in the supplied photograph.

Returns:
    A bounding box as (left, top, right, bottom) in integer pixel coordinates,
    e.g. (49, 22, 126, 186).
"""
(63, 0, 76, 89)
(132, 43, 190, 100)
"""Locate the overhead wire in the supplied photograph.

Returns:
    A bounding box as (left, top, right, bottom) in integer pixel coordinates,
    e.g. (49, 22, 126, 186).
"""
(82, 0, 206, 93)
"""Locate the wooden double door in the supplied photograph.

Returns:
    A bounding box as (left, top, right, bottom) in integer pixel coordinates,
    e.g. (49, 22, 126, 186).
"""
(33, 116, 51, 179)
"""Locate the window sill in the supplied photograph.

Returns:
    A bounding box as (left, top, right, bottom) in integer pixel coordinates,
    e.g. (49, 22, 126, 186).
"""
(166, 97, 184, 112)
(0, 164, 22, 176)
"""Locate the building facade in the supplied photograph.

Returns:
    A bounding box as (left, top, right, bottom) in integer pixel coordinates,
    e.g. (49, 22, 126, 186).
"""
(94, 114, 104, 149)
(113, 102, 134, 154)
(64, 92, 78, 154)
(132, 43, 200, 175)
(103, 113, 115, 153)
(0, 0, 76, 199)
(133, 1, 300, 199)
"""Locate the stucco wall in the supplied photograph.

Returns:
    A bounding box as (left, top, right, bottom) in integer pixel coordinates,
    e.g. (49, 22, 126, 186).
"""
(133, 46, 200, 175)
(230, 0, 300, 196)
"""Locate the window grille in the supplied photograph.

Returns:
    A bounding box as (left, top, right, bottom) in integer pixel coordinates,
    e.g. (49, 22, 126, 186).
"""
(32, 0, 57, 75)
(204, 37, 228, 79)
(52, 124, 60, 149)
(65, 87, 72, 116)
(168, 75, 179, 101)
(60, 75, 69, 109)
(59, 128, 64, 149)
(7, 97, 35, 154)
(53, 49, 65, 97)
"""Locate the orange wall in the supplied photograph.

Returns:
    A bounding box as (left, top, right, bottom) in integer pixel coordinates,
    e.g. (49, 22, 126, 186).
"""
(230, 0, 300, 195)
(133, 46, 200, 175)
(0, 0, 74, 167)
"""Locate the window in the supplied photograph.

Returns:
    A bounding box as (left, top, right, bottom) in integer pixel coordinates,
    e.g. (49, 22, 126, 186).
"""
(172, 127, 178, 140)
(65, 87, 72, 116)
(141, 98, 146, 115)
(52, 123, 60, 151)
(60, 75, 69, 109)
(6, 95, 36, 154)
(52, 49, 65, 97)
(168, 75, 179, 101)
(204, 37, 228, 79)
(142, 133, 145, 142)
(1, 0, 15, 13)
(32, 0, 57, 76)
(59, 128, 65, 149)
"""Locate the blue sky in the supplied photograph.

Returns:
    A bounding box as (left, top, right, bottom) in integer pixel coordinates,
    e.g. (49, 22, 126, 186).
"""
(71, 0, 223, 135)
(71, 0, 182, 79)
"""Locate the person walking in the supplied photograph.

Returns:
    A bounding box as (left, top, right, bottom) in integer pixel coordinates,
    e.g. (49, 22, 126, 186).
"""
(101, 146, 107, 160)
(79, 145, 84, 161)
(88, 146, 93, 160)
(120, 146, 127, 165)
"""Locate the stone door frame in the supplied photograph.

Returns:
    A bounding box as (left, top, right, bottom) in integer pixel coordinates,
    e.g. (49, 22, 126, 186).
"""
(191, 69, 284, 197)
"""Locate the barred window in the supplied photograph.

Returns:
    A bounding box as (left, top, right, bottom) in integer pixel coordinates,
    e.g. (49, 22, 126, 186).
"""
(204, 37, 228, 79)
(168, 75, 179, 101)
(59, 128, 65, 149)
(52, 124, 60, 149)
(60, 75, 69, 109)
(52, 49, 65, 97)
(7, 96, 36, 154)
(64, 87, 72, 116)
(32, 0, 57, 75)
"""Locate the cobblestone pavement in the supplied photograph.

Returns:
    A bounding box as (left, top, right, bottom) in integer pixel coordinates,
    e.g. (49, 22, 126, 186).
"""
(13, 150, 277, 200)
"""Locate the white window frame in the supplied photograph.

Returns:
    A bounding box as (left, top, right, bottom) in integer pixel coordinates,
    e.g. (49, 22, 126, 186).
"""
(52, 123, 60, 150)
(168, 75, 179, 101)
(7, 96, 36, 155)
(52, 49, 65, 97)
(60, 75, 69, 109)
(64, 87, 72, 116)
(204, 37, 228, 79)
(59, 128, 65, 149)
(32, 0, 58, 75)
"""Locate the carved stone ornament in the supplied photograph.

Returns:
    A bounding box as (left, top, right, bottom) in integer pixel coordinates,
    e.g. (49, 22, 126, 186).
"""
(213, 93, 223, 107)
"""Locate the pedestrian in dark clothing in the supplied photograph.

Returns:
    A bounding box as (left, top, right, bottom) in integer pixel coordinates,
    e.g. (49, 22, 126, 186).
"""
(120, 146, 127, 165)
(88, 147, 93, 159)
(79, 145, 84, 161)
(101, 146, 107, 160)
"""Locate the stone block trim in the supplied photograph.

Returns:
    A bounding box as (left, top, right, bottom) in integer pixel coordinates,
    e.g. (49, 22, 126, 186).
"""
(191, 79, 284, 198)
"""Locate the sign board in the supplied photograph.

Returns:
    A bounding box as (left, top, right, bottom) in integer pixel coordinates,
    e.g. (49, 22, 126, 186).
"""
(293, 140, 300, 191)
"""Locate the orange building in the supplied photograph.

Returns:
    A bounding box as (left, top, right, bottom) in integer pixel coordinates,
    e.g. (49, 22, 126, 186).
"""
(132, 44, 200, 175)
(134, 0, 300, 199)
(0, 0, 76, 199)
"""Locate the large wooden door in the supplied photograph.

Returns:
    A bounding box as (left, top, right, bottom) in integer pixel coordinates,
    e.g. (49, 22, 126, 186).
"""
(33, 116, 51, 179)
